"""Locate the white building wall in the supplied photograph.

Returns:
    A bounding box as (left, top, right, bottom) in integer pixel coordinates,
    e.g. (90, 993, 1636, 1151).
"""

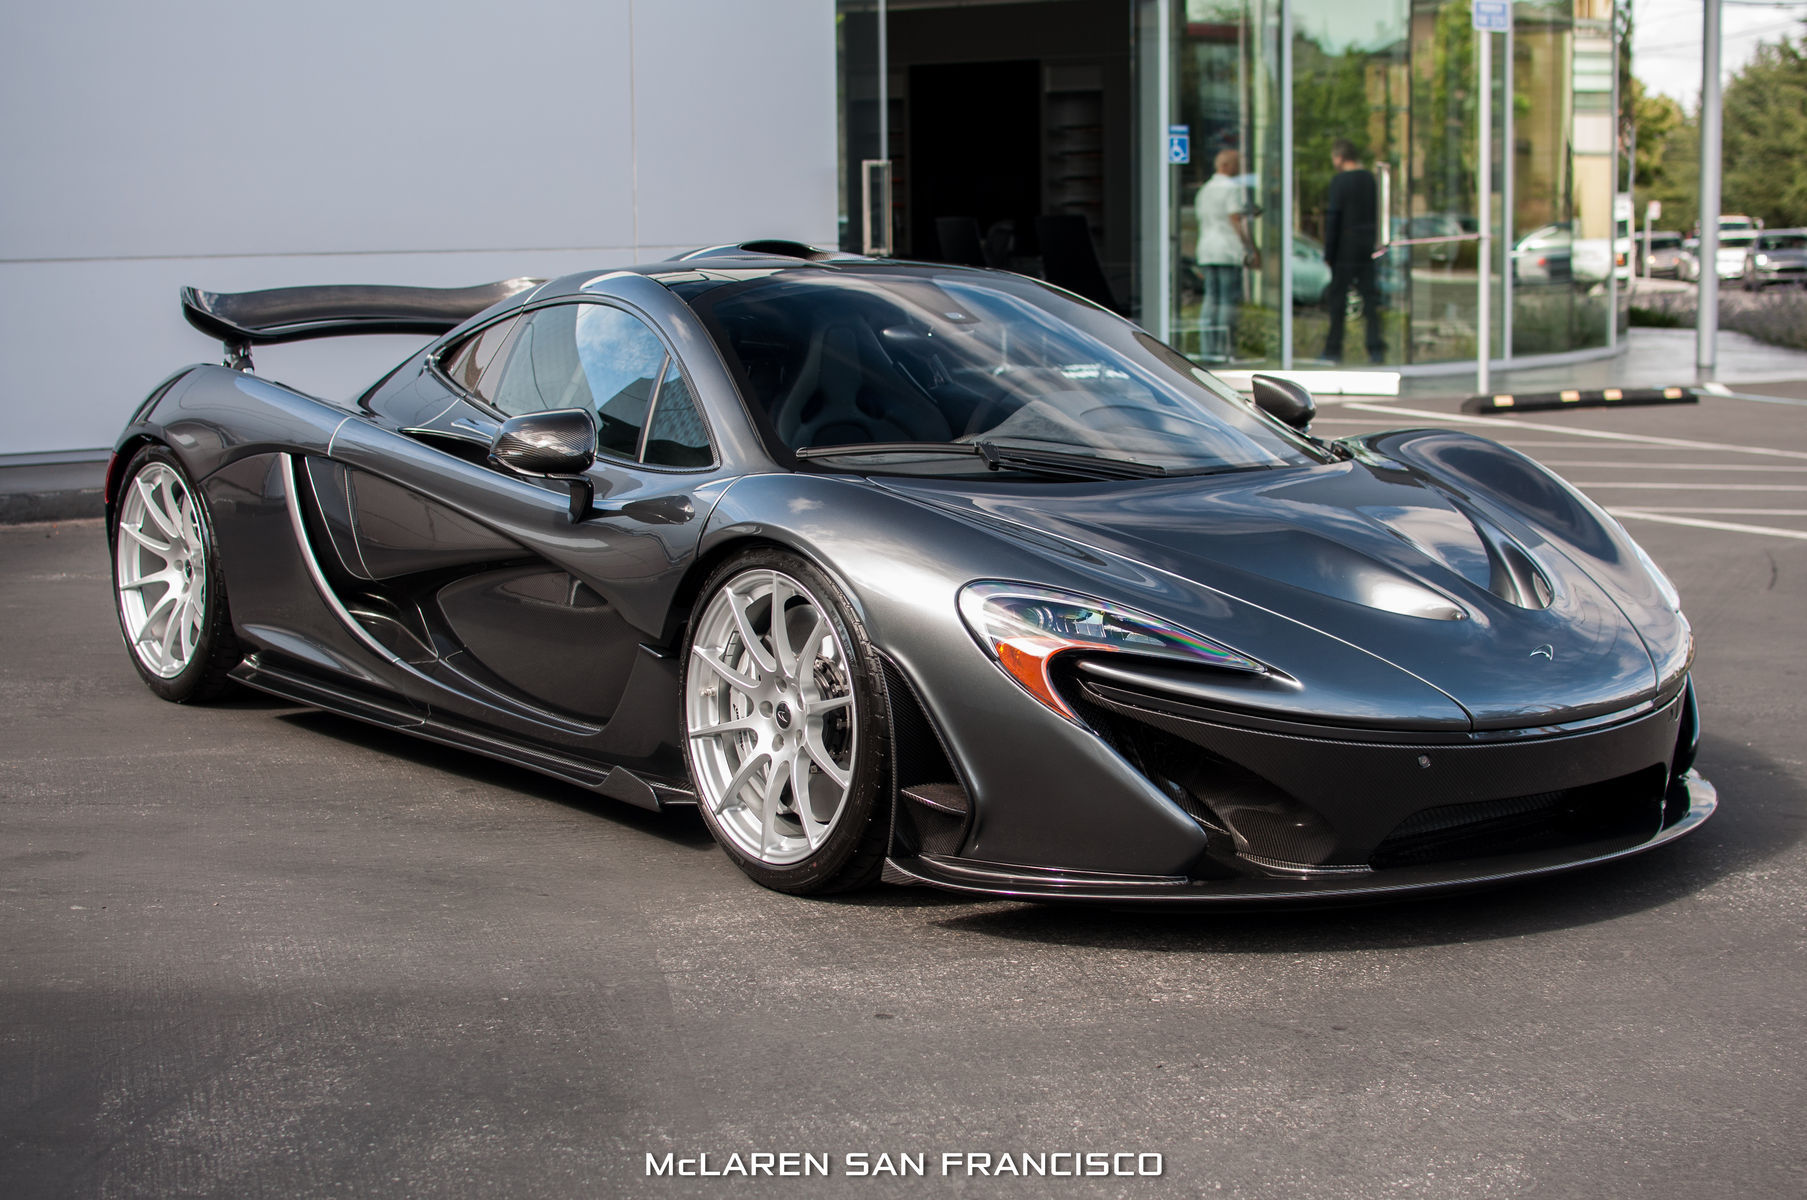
(0, 0, 837, 458)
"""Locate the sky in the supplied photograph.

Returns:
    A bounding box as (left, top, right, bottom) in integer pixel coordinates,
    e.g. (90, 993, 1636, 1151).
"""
(1635, 0, 1807, 107)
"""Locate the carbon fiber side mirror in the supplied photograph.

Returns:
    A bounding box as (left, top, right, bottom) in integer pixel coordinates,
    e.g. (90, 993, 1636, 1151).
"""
(490, 409, 598, 520)
(1249, 374, 1316, 431)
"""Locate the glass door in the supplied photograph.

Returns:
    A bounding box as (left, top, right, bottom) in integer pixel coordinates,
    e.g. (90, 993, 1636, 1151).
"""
(1170, 0, 1284, 365)
(1289, 0, 1409, 366)
(836, 1, 894, 255)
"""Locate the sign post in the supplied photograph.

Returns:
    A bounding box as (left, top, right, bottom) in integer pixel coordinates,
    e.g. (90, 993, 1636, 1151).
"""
(1473, 0, 1509, 395)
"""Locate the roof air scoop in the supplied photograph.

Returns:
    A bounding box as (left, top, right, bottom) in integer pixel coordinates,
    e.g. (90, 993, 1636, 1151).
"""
(669, 241, 868, 264)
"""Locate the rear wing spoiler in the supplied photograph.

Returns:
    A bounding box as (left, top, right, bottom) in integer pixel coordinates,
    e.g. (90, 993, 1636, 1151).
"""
(181, 278, 541, 369)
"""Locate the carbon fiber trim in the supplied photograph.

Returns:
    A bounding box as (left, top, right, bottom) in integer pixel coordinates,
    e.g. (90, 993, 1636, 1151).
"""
(1079, 679, 1687, 869)
(880, 655, 972, 858)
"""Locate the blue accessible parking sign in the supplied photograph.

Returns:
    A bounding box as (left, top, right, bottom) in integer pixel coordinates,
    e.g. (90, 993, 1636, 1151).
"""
(1166, 125, 1190, 165)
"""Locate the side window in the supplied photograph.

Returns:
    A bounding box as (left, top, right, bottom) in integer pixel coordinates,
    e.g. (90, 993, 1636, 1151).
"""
(487, 303, 666, 462)
(643, 360, 713, 467)
(577, 305, 667, 459)
(438, 315, 519, 399)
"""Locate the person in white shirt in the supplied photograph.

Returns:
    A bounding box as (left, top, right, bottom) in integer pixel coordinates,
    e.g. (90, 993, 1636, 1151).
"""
(1193, 147, 1260, 361)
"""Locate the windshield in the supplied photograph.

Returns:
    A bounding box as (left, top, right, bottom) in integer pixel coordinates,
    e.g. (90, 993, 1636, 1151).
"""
(1761, 233, 1807, 250)
(671, 267, 1326, 476)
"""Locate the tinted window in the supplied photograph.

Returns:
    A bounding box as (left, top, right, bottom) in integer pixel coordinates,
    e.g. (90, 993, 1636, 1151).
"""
(644, 361, 712, 467)
(676, 268, 1326, 474)
(488, 303, 667, 461)
(440, 315, 520, 398)
(1762, 233, 1807, 250)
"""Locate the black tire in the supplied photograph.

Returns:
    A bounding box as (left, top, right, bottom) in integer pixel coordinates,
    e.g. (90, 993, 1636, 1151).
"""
(680, 547, 892, 895)
(108, 445, 243, 702)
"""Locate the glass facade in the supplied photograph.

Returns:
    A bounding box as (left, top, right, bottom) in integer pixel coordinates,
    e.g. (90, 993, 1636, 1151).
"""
(839, 0, 1625, 372)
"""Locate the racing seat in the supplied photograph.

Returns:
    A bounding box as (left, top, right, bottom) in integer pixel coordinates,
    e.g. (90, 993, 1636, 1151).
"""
(773, 319, 952, 449)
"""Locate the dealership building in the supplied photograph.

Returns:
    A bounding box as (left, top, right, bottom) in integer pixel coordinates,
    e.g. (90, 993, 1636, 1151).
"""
(1, 0, 1625, 476)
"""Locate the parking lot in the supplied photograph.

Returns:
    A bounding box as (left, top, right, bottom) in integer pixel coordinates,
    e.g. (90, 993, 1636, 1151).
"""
(4, 389, 1805, 1198)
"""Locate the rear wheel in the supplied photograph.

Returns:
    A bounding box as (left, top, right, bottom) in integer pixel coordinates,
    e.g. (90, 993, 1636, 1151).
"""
(109, 447, 242, 701)
(681, 550, 890, 894)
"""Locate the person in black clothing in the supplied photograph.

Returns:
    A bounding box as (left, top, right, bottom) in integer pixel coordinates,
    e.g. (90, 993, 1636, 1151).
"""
(1322, 138, 1385, 364)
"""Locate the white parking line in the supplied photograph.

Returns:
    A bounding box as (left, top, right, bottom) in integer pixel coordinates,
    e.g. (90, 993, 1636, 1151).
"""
(1475, 440, 1705, 449)
(1574, 482, 1807, 491)
(1721, 393, 1807, 408)
(1610, 509, 1807, 541)
(1539, 461, 1807, 472)
(1342, 402, 1807, 461)
(1609, 507, 1807, 515)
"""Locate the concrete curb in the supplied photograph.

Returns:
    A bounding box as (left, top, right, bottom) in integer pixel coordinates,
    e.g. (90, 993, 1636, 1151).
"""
(0, 489, 106, 525)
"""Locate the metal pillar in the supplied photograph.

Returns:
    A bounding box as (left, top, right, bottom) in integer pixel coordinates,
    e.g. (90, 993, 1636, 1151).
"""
(1136, 0, 1173, 344)
(1502, 16, 1514, 363)
(1698, 0, 1722, 378)
(1279, 2, 1294, 368)
(1477, 29, 1492, 394)
(1607, 3, 1618, 351)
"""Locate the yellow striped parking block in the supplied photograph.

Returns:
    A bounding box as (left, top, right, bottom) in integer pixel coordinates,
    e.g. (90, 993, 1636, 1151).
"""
(1462, 386, 1697, 414)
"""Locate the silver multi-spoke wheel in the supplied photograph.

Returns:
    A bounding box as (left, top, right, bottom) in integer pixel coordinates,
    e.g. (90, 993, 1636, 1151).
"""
(115, 461, 210, 679)
(686, 568, 859, 867)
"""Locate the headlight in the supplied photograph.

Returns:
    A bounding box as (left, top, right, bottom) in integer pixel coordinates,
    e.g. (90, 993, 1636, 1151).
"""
(1756, 254, 1771, 267)
(957, 582, 1263, 720)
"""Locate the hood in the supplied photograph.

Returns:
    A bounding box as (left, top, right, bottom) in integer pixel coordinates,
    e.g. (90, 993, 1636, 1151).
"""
(874, 444, 1669, 731)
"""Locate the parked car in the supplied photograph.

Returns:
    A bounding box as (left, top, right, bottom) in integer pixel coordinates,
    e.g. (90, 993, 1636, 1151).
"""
(1743, 229, 1807, 290)
(1393, 214, 1465, 265)
(1681, 231, 1758, 282)
(1642, 231, 1685, 278)
(1513, 223, 1628, 286)
(1291, 233, 1405, 308)
(1512, 223, 1572, 283)
(104, 240, 1712, 903)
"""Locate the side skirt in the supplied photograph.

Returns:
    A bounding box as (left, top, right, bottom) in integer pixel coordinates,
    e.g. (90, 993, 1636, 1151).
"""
(231, 655, 696, 812)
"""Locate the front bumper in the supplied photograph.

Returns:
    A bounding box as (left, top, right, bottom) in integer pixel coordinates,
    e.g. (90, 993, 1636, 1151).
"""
(883, 771, 1714, 905)
(1752, 265, 1807, 285)
(884, 671, 1708, 906)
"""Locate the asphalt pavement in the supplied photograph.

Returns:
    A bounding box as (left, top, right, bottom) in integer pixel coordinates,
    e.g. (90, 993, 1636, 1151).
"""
(4, 390, 1805, 1199)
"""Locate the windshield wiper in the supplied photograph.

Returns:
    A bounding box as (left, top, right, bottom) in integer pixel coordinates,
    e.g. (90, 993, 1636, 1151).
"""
(972, 441, 1167, 479)
(793, 440, 1166, 481)
(793, 442, 982, 460)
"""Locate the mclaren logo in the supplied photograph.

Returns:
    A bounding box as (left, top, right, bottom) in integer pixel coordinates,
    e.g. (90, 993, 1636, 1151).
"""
(1530, 644, 1555, 660)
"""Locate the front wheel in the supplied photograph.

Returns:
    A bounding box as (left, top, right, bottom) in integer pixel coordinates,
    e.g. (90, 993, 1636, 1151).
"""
(681, 550, 890, 894)
(109, 446, 242, 701)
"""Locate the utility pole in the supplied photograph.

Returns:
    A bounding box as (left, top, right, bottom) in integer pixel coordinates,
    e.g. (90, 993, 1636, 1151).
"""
(1473, 1, 1510, 392)
(1698, 0, 1722, 379)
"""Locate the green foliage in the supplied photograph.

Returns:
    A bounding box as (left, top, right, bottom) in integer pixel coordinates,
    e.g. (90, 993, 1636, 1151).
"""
(1417, 1, 1477, 216)
(1723, 36, 1807, 229)
(1294, 42, 1384, 237)
(1636, 24, 1807, 233)
(1628, 304, 1688, 329)
(1642, 111, 1699, 235)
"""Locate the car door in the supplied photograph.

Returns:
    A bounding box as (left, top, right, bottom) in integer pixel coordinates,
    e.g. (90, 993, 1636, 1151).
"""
(311, 297, 723, 767)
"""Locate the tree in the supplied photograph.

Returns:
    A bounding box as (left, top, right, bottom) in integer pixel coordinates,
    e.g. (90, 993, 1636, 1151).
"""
(1631, 77, 1695, 232)
(1722, 33, 1807, 228)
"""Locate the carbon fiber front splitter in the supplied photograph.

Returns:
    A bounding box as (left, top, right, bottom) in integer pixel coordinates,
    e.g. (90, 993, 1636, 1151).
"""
(879, 771, 1716, 907)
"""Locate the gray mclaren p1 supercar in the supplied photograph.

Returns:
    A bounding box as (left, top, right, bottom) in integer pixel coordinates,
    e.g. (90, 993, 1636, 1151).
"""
(106, 240, 1712, 903)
